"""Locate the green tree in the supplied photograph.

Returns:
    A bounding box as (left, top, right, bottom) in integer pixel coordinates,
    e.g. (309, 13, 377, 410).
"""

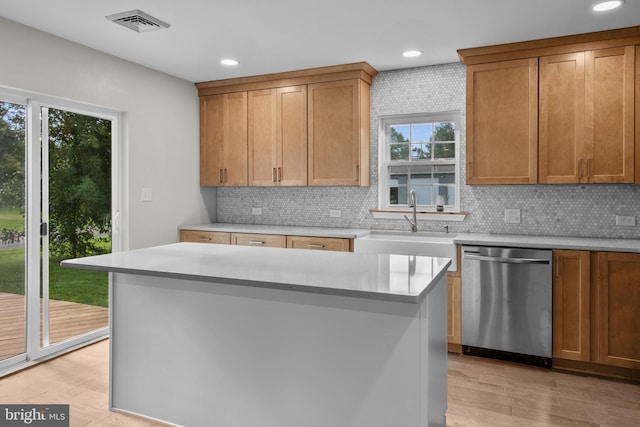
(390, 126, 409, 160)
(48, 109, 111, 259)
(433, 122, 455, 159)
(0, 103, 26, 209)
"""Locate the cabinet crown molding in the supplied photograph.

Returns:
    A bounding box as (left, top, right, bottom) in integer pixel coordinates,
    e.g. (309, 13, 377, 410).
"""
(196, 62, 378, 96)
(458, 26, 640, 65)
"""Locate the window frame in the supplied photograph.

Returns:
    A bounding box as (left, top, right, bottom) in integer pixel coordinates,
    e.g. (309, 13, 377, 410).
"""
(378, 111, 461, 212)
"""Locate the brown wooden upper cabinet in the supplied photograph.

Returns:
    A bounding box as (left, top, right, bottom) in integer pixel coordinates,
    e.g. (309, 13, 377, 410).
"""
(540, 47, 635, 183)
(458, 26, 640, 185)
(308, 79, 370, 186)
(200, 92, 248, 186)
(248, 86, 308, 186)
(196, 62, 377, 188)
(465, 59, 538, 184)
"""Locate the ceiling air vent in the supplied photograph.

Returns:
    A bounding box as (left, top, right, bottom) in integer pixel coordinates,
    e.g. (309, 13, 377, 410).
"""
(106, 9, 170, 33)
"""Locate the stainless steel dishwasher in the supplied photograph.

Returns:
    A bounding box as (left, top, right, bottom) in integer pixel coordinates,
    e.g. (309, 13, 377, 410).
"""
(461, 245, 553, 367)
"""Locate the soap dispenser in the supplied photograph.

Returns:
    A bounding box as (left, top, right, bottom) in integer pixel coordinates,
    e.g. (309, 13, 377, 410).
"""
(436, 195, 444, 212)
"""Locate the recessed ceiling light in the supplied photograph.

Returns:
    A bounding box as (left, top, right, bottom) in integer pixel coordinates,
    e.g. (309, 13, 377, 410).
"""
(403, 50, 422, 58)
(220, 59, 239, 66)
(592, 1, 623, 11)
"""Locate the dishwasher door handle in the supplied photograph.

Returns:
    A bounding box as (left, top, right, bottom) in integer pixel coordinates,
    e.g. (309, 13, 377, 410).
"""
(463, 254, 550, 264)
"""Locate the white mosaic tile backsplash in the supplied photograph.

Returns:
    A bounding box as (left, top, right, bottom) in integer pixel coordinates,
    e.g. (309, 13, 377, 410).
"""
(217, 63, 640, 240)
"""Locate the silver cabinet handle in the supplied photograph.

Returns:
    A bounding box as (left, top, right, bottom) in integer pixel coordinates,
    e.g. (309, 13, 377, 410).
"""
(219, 169, 224, 183)
(199, 237, 212, 241)
(272, 168, 277, 182)
(308, 244, 325, 249)
(277, 167, 282, 182)
(248, 240, 265, 245)
(587, 159, 592, 178)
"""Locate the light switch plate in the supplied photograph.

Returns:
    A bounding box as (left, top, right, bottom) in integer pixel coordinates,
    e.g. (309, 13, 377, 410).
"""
(252, 207, 262, 215)
(504, 208, 521, 224)
(141, 188, 152, 202)
(329, 209, 341, 218)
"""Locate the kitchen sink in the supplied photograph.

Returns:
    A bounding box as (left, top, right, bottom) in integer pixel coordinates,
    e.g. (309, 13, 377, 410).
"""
(354, 230, 457, 271)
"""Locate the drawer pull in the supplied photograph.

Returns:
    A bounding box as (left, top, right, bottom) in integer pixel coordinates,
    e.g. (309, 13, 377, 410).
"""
(199, 237, 212, 241)
(308, 244, 325, 249)
(248, 240, 265, 245)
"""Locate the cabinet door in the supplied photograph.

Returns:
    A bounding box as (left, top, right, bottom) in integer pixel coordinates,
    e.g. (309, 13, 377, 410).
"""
(447, 275, 461, 346)
(466, 58, 538, 184)
(552, 250, 590, 361)
(248, 89, 277, 186)
(539, 53, 585, 184)
(200, 95, 225, 186)
(286, 236, 351, 252)
(278, 86, 308, 186)
(200, 93, 248, 186)
(595, 252, 640, 370)
(585, 46, 635, 183)
(231, 233, 286, 248)
(636, 46, 640, 184)
(223, 92, 248, 186)
(308, 79, 369, 186)
(180, 230, 230, 244)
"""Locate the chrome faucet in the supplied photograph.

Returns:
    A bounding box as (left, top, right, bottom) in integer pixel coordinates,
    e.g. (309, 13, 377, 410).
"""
(404, 189, 418, 232)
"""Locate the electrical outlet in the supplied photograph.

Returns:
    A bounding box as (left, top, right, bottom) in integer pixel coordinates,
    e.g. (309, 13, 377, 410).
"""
(329, 209, 341, 218)
(615, 215, 636, 227)
(251, 207, 262, 215)
(504, 208, 521, 224)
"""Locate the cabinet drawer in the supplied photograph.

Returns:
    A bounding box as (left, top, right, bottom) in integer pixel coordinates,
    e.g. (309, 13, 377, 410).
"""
(231, 233, 286, 248)
(180, 230, 230, 244)
(286, 236, 351, 252)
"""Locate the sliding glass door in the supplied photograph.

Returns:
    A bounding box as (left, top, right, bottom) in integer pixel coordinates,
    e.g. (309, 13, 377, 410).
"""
(40, 106, 112, 350)
(0, 90, 120, 373)
(0, 100, 27, 370)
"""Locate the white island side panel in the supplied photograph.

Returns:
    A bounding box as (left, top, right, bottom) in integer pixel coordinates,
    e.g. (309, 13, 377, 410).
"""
(110, 272, 447, 427)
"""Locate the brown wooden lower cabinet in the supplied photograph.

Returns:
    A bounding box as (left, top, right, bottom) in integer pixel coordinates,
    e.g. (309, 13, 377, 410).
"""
(551, 249, 640, 379)
(180, 230, 353, 253)
(286, 235, 351, 252)
(552, 250, 590, 361)
(595, 252, 640, 371)
(231, 233, 286, 248)
(447, 274, 461, 351)
(179, 230, 231, 244)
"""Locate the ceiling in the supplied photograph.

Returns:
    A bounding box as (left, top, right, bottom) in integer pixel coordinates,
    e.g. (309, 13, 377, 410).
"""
(1, 0, 639, 83)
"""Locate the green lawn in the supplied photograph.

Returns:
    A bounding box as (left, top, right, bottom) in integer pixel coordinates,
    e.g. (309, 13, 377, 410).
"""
(0, 247, 108, 308)
(0, 207, 24, 230)
(0, 207, 109, 307)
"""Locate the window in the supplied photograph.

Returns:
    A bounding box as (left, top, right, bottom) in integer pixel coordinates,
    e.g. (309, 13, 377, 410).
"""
(379, 112, 460, 211)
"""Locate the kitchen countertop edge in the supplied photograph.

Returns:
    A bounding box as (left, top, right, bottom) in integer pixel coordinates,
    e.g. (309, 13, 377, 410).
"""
(61, 243, 450, 304)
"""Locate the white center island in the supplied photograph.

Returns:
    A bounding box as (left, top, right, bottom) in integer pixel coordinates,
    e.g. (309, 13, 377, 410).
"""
(62, 242, 450, 427)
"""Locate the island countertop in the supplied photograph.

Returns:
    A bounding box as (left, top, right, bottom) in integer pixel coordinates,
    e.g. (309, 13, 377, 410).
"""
(61, 242, 451, 303)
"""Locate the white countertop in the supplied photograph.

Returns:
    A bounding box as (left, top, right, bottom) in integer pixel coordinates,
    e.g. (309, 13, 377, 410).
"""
(61, 242, 450, 303)
(452, 232, 640, 253)
(180, 223, 640, 253)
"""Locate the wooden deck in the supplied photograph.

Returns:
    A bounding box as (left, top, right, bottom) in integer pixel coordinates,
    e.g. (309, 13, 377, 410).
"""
(0, 292, 108, 360)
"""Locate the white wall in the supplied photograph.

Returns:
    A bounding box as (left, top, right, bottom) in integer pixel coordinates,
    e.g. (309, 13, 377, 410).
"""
(0, 17, 214, 249)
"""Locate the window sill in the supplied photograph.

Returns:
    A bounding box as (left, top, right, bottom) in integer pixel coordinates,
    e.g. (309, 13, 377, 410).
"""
(370, 210, 468, 222)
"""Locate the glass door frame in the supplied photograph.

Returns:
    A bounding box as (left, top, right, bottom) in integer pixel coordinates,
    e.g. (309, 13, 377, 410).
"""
(0, 92, 29, 372)
(25, 97, 122, 362)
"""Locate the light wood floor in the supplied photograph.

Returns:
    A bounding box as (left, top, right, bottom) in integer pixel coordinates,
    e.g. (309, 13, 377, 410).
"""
(1, 340, 639, 426)
(0, 292, 109, 360)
